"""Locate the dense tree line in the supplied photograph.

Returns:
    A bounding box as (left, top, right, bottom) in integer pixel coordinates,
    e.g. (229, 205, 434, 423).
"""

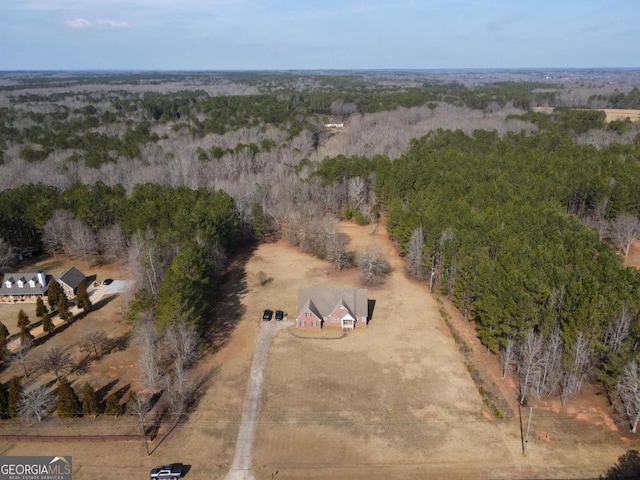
(377, 129, 640, 406)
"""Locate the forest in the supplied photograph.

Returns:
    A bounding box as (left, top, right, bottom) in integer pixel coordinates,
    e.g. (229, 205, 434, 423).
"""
(1, 70, 640, 428)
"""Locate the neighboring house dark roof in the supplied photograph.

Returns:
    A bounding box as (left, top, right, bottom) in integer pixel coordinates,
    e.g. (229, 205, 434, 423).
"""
(57, 266, 87, 291)
(0, 271, 49, 296)
(297, 287, 368, 320)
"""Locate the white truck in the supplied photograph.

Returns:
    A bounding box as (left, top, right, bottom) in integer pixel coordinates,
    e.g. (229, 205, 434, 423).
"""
(149, 463, 183, 480)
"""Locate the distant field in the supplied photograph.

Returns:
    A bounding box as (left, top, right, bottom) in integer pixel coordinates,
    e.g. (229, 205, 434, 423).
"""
(533, 106, 640, 122)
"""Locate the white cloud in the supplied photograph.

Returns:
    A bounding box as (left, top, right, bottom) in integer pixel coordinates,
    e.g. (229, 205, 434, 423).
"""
(66, 18, 131, 29)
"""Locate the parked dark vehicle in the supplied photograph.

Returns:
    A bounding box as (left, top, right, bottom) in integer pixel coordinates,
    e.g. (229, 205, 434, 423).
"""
(275, 310, 285, 321)
(149, 463, 183, 479)
(102, 278, 113, 285)
(262, 309, 273, 321)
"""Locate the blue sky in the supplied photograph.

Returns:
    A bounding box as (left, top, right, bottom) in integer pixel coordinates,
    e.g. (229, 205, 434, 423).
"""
(1, 0, 638, 70)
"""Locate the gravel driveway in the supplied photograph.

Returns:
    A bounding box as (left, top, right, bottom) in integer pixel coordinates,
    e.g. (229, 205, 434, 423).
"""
(225, 319, 293, 480)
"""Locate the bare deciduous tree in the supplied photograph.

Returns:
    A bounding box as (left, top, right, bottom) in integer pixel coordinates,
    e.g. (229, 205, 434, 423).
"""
(65, 219, 98, 266)
(348, 176, 367, 209)
(127, 391, 151, 455)
(98, 223, 128, 262)
(135, 318, 162, 392)
(560, 332, 591, 406)
(605, 307, 632, 355)
(79, 329, 109, 360)
(535, 328, 563, 398)
(581, 200, 609, 241)
(165, 322, 198, 369)
(0, 237, 14, 271)
(128, 231, 169, 299)
(517, 329, 544, 404)
(35, 346, 73, 381)
(42, 210, 73, 256)
(500, 338, 516, 379)
(13, 342, 32, 378)
(326, 232, 353, 271)
(406, 225, 425, 280)
(330, 99, 358, 118)
(358, 246, 391, 286)
(164, 361, 192, 418)
(616, 360, 640, 433)
(611, 214, 640, 257)
(19, 383, 52, 422)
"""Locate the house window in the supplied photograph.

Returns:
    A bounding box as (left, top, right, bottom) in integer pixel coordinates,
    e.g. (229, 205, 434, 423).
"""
(300, 321, 306, 327)
(305, 311, 311, 317)
(312, 321, 317, 327)
(332, 317, 338, 323)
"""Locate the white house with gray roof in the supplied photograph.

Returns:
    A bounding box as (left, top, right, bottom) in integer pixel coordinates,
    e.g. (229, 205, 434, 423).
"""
(0, 271, 50, 302)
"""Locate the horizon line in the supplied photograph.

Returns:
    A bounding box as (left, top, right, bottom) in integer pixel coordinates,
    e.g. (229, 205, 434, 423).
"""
(1, 67, 640, 74)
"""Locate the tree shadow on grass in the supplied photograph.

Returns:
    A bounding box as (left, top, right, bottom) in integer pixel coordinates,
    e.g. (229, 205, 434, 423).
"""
(201, 244, 257, 355)
(96, 378, 120, 403)
(104, 333, 130, 355)
(147, 366, 219, 455)
(184, 365, 219, 413)
(603, 449, 640, 479)
(113, 382, 131, 401)
(86, 294, 119, 312)
(73, 353, 92, 376)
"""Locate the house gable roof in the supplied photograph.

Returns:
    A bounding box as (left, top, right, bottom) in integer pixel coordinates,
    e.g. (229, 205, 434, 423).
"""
(300, 298, 322, 319)
(296, 287, 368, 320)
(0, 271, 50, 296)
(57, 266, 87, 290)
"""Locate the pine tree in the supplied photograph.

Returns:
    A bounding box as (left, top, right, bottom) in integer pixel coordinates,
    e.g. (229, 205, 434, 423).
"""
(19, 325, 34, 346)
(0, 382, 8, 418)
(18, 307, 34, 344)
(47, 280, 63, 310)
(104, 394, 122, 416)
(251, 201, 266, 240)
(0, 336, 6, 363)
(0, 321, 10, 341)
(35, 297, 47, 318)
(56, 377, 82, 417)
(126, 390, 139, 415)
(17, 309, 30, 330)
(8, 376, 21, 418)
(81, 382, 98, 417)
(75, 282, 92, 312)
(41, 312, 54, 333)
(0, 322, 9, 361)
(57, 294, 71, 322)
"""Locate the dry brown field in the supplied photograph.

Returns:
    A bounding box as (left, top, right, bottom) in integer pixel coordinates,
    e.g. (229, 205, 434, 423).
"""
(1, 226, 638, 479)
(532, 106, 640, 122)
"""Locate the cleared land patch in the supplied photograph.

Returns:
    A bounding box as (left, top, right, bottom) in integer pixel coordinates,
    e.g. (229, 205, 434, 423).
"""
(533, 106, 640, 122)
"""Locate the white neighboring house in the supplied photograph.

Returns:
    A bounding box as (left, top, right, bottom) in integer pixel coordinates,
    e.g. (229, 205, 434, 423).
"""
(0, 270, 49, 303)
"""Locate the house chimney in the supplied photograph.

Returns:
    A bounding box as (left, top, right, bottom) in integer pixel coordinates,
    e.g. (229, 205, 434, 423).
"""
(37, 270, 46, 287)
